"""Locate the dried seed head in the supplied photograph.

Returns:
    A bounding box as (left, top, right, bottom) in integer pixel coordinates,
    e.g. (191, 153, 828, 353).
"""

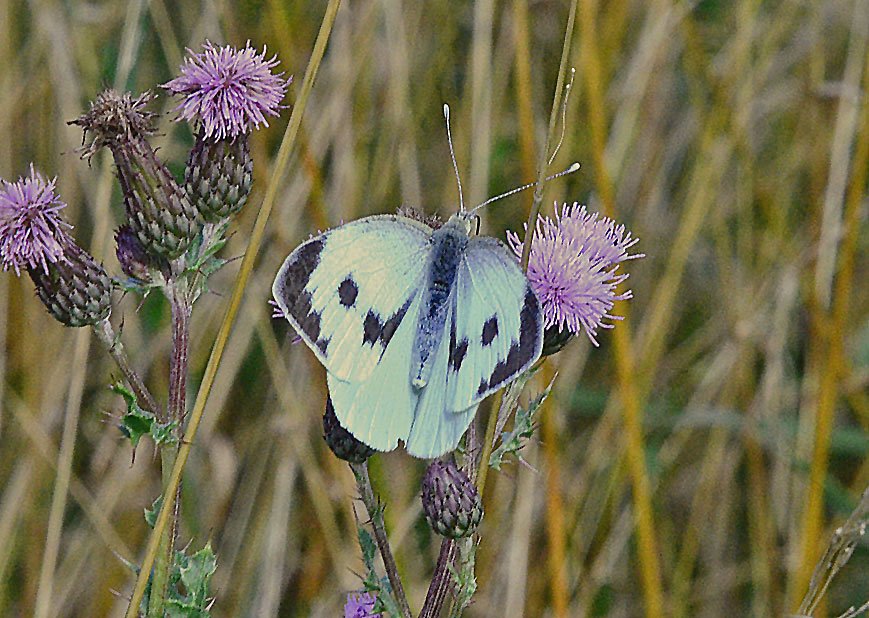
(73, 90, 200, 259)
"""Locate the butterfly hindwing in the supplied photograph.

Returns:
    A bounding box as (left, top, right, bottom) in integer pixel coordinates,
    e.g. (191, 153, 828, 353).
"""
(405, 301, 479, 457)
(446, 235, 543, 411)
(272, 215, 432, 383)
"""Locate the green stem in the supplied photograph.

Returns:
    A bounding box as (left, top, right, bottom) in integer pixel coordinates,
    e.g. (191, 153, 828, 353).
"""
(350, 461, 412, 618)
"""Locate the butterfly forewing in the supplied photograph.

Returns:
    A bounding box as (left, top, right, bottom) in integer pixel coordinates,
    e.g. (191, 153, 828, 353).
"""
(272, 215, 432, 384)
(446, 236, 543, 411)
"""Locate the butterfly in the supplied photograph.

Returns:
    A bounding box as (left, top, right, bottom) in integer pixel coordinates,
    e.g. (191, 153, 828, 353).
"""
(272, 207, 543, 458)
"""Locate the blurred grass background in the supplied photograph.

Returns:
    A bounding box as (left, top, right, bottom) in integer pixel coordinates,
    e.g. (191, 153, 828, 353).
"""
(1, 0, 869, 616)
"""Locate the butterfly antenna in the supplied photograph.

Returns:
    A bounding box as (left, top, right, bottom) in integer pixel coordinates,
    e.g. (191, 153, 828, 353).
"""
(548, 67, 576, 167)
(469, 162, 581, 214)
(444, 104, 465, 212)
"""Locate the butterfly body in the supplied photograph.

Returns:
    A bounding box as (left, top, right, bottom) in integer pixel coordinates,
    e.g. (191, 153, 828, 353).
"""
(273, 211, 542, 458)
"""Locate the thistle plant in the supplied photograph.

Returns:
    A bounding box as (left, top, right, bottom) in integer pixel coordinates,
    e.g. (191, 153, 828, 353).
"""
(1, 40, 289, 618)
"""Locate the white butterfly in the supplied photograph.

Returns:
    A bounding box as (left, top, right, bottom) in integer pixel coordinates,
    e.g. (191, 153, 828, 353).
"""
(272, 208, 543, 458)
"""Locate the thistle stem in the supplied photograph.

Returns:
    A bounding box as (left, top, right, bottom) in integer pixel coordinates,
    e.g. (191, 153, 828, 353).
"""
(122, 0, 342, 611)
(93, 317, 160, 418)
(349, 461, 412, 618)
(420, 539, 457, 618)
(147, 281, 191, 617)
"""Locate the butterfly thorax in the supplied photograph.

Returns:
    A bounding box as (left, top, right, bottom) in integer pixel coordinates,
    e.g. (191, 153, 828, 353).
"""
(411, 216, 470, 389)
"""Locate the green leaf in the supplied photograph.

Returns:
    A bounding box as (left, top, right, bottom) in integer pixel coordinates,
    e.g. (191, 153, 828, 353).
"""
(110, 381, 178, 450)
(489, 377, 554, 470)
(144, 495, 163, 528)
(358, 526, 377, 572)
(179, 543, 217, 606)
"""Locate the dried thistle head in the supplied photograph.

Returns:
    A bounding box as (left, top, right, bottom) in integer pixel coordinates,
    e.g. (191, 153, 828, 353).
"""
(70, 90, 157, 161)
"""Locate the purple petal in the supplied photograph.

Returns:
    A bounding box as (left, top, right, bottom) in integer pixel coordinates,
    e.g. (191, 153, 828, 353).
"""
(0, 164, 72, 276)
(508, 202, 642, 344)
(163, 40, 290, 140)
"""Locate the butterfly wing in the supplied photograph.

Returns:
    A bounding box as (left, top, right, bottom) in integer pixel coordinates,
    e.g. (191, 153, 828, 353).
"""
(445, 235, 543, 411)
(326, 290, 423, 452)
(272, 215, 432, 384)
(404, 294, 479, 458)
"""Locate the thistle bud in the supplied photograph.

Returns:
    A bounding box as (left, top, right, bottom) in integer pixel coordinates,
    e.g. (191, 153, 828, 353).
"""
(185, 130, 253, 222)
(541, 324, 574, 357)
(28, 236, 112, 327)
(115, 225, 157, 282)
(323, 397, 376, 463)
(71, 90, 199, 259)
(421, 460, 483, 539)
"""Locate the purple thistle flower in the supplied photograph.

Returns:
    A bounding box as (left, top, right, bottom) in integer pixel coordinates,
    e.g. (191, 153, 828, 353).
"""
(0, 164, 72, 276)
(507, 202, 642, 346)
(344, 591, 382, 618)
(163, 41, 289, 140)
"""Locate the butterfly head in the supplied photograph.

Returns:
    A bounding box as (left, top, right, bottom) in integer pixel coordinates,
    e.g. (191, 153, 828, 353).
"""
(447, 210, 479, 236)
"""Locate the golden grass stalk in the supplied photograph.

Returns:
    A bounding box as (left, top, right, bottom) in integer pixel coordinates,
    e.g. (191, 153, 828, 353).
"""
(791, 4, 869, 606)
(122, 1, 343, 614)
(578, 1, 664, 617)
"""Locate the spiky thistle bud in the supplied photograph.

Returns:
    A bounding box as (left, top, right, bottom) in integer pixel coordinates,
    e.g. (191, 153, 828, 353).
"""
(421, 460, 483, 539)
(163, 41, 289, 222)
(0, 165, 111, 327)
(71, 90, 199, 259)
(115, 225, 159, 283)
(184, 130, 252, 222)
(29, 236, 112, 327)
(323, 397, 376, 463)
(541, 324, 574, 357)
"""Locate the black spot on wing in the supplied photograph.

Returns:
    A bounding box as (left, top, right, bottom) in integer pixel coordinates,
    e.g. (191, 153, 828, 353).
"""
(362, 311, 381, 346)
(338, 277, 358, 307)
(379, 297, 413, 347)
(275, 239, 325, 344)
(478, 288, 542, 394)
(293, 290, 322, 343)
(481, 315, 498, 346)
(450, 328, 469, 373)
(361, 296, 415, 352)
(316, 337, 330, 354)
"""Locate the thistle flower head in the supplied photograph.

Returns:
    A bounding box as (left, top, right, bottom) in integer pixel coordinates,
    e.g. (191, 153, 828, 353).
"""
(344, 591, 381, 618)
(163, 41, 289, 140)
(0, 164, 72, 275)
(507, 202, 642, 346)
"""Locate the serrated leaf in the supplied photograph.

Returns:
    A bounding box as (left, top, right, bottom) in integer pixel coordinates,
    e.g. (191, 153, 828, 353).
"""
(111, 382, 178, 450)
(489, 377, 554, 470)
(358, 526, 377, 572)
(373, 580, 403, 618)
(164, 598, 209, 618)
(145, 495, 163, 528)
(179, 543, 217, 606)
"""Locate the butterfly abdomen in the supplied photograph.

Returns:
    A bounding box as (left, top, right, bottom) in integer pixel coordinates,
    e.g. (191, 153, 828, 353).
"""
(411, 221, 469, 388)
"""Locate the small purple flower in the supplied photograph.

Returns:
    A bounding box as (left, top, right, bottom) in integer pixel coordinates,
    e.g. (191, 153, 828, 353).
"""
(0, 164, 72, 276)
(163, 41, 289, 140)
(344, 591, 382, 618)
(507, 202, 642, 346)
